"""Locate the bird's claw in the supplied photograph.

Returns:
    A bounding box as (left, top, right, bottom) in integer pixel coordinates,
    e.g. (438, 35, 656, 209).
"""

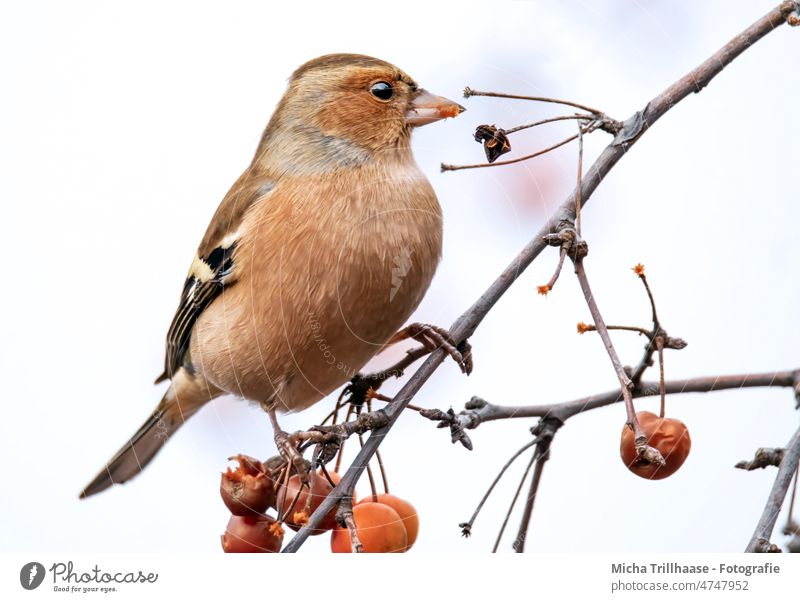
(274, 429, 311, 481)
(390, 322, 473, 375)
(456, 339, 474, 375)
(308, 425, 346, 465)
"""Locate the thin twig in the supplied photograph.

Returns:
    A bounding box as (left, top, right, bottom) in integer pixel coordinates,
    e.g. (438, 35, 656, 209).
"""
(579, 323, 653, 337)
(638, 270, 660, 326)
(334, 404, 354, 474)
(573, 258, 664, 465)
(630, 267, 667, 384)
(575, 122, 584, 236)
(512, 420, 559, 552)
(657, 336, 666, 417)
(504, 113, 594, 135)
(367, 397, 390, 494)
(512, 455, 547, 553)
(283, 4, 798, 552)
(463, 87, 603, 115)
(537, 246, 568, 296)
(459, 438, 538, 537)
(492, 448, 538, 552)
(358, 429, 378, 502)
(441, 131, 580, 172)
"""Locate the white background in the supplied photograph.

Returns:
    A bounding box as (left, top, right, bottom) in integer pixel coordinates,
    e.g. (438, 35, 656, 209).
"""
(1, 0, 799, 555)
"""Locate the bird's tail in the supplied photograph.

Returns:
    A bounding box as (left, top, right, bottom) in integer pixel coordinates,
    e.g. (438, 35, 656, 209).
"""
(80, 370, 219, 498)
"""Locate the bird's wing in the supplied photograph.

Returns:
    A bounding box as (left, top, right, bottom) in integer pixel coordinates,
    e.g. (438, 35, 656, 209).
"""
(155, 171, 275, 383)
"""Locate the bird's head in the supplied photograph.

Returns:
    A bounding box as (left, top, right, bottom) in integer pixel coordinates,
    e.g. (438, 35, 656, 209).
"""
(259, 54, 464, 171)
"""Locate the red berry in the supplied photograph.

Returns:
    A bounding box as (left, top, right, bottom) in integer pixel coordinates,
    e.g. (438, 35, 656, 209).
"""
(277, 471, 336, 534)
(220, 454, 275, 516)
(221, 514, 283, 553)
(620, 411, 691, 480)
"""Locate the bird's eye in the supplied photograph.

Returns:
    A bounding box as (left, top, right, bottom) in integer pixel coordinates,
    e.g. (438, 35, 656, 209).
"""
(369, 81, 394, 101)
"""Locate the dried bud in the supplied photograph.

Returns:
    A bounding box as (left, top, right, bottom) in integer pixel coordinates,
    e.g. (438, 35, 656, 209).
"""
(576, 321, 593, 334)
(632, 263, 645, 276)
(220, 454, 276, 516)
(537, 285, 551, 296)
(474, 125, 511, 163)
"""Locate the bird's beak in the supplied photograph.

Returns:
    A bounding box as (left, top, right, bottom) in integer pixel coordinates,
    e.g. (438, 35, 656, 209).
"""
(406, 90, 466, 127)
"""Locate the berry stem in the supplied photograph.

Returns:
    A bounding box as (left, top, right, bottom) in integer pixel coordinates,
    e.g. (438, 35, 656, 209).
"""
(356, 406, 378, 502)
(460, 438, 537, 538)
(493, 448, 538, 552)
(334, 404, 354, 474)
(368, 398, 390, 494)
(657, 336, 666, 418)
(573, 258, 665, 466)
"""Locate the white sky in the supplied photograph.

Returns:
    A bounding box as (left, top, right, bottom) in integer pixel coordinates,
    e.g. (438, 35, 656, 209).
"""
(1, 0, 799, 554)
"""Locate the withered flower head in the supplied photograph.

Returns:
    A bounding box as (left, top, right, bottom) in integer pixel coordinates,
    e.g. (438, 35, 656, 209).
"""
(474, 125, 512, 163)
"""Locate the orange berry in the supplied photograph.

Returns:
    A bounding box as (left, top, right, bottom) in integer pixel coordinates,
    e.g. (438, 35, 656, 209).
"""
(330, 502, 407, 553)
(620, 411, 691, 480)
(357, 493, 418, 551)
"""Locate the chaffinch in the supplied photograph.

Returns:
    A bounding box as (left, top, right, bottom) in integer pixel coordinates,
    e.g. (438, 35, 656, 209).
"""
(81, 53, 464, 498)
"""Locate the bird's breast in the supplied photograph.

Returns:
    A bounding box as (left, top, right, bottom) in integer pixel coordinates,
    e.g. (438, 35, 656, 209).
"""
(190, 161, 443, 409)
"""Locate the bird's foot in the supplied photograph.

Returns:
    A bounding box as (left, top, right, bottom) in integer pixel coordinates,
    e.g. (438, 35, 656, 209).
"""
(291, 409, 392, 465)
(273, 428, 311, 482)
(388, 322, 473, 375)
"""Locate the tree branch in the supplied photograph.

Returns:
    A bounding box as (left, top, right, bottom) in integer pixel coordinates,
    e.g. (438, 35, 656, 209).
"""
(746, 425, 800, 552)
(281, 2, 799, 552)
(453, 369, 799, 429)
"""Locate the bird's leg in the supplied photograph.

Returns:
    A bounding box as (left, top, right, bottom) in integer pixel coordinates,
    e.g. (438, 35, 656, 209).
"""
(267, 408, 311, 482)
(387, 322, 473, 375)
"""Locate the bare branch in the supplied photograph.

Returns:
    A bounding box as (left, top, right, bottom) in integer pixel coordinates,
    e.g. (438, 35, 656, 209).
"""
(513, 420, 559, 552)
(505, 114, 594, 135)
(462, 87, 603, 115)
(282, 3, 798, 553)
(453, 370, 799, 429)
(746, 424, 800, 552)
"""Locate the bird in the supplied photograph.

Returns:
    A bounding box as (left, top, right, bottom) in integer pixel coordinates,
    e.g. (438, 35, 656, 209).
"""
(81, 53, 466, 498)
